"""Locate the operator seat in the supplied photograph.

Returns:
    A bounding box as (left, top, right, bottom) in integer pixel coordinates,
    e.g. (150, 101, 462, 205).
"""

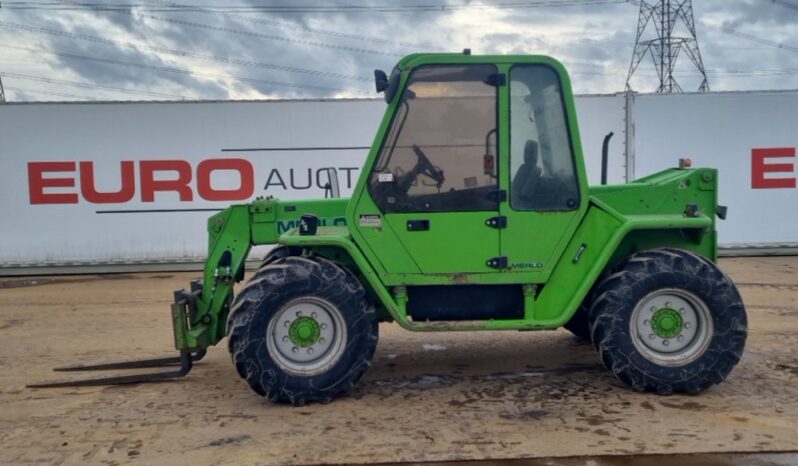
(511, 140, 541, 208)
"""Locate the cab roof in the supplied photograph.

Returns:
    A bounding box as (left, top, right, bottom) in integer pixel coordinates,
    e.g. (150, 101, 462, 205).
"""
(393, 52, 569, 74)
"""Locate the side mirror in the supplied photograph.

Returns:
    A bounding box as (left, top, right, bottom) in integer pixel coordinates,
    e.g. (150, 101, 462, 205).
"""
(374, 69, 389, 93)
(320, 167, 341, 199)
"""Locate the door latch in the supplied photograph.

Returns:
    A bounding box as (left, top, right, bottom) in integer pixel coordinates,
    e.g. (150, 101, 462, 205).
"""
(485, 216, 507, 229)
(486, 256, 508, 269)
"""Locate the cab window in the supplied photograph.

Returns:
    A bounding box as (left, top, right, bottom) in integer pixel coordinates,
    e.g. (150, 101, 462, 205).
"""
(509, 65, 580, 211)
(369, 64, 499, 213)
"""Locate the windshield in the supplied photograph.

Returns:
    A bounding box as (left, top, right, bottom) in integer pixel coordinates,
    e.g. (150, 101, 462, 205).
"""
(368, 64, 499, 213)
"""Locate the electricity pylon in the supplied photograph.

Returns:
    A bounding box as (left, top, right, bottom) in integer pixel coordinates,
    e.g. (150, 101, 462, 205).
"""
(626, 0, 709, 93)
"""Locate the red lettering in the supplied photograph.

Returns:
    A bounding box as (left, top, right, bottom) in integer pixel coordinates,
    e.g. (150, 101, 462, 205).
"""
(28, 158, 260, 204)
(196, 158, 254, 201)
(79, 161, 136, 203)
(28, 162, 78, 204)
(140, 160, 193, 202)
(752, 147, 796, 189)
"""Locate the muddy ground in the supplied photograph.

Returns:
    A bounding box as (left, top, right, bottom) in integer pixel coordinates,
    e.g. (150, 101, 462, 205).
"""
(0, 257, 797, 465)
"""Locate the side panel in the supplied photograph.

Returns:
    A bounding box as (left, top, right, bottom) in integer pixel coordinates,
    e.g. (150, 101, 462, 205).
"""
(346, 194, 422, 275)
(533, 205, 622, 323)
(383, 213, 499, 274)
(250, 198, 349, 245)
(591, 168, 719, 260)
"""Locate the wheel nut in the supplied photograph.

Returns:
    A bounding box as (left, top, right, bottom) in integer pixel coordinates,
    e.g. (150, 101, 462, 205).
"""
(292, 347, 299, 353)
(321, 323, 327, 330)
(650, 306, 656, 312)
(284, 321, 290, 327)
(644, 319, 650, 326)
(679, 308, 685, 314)
(677, 335, 684, 341)
(307, 348, 314, 354)
(312, 312, 318, 318)
(282, 336, 288, 342)
(684, 322, 691, 329)
(296, 311, 303, 317)
(649, 334, 655, 339)
(319, 337, 325, 344)
(663, 339, 670, 346)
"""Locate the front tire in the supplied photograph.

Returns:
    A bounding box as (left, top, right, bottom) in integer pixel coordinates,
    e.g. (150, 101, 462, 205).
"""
(227, 256, 378, 405)
(589, 248, 747, 394)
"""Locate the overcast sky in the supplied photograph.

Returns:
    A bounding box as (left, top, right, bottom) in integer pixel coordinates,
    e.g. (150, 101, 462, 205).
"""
(0, 0, 796, 102)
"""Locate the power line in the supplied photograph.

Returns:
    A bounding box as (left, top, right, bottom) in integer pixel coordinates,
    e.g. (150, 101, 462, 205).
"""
(0, 44, 359, 93)
(0, 21, 371, 82)
(2, 0, 426, 50)
(719, 26, 798, 54)
(45, 0, 402, 57)
(0, 71, 187, 98)
(0, 0, 635, 12)
(3, 0, 623, 52)
(4, 85, 102, 101)
(632, 66, 798, 76)
(568, 63, 798, 78)
(137, 0, 432, 49)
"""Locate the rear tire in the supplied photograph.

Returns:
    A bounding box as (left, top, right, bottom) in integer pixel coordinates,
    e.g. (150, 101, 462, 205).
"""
(589, 248, 747, 394)
(227, 256, 378, 405)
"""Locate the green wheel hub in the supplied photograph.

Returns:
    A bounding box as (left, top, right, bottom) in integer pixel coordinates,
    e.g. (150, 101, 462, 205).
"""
(651, 308, 683, 339)
(632, 288, 714, 364)
(268, 297, 347, 376)
(289, 316, 321, 347)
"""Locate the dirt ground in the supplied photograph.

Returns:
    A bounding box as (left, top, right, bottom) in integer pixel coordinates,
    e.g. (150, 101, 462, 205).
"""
(0, 257, 797, 466)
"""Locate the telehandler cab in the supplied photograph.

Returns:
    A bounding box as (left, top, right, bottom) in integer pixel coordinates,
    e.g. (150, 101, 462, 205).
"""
(32, 52, 747, 405)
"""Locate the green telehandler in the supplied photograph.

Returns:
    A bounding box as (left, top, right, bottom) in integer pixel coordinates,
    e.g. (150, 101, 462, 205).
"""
(32, 52, 747, 405)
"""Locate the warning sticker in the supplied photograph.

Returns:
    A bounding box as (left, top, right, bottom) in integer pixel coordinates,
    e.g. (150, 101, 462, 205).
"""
(359, 214, 382, 227)
(378, 173, 394, 183)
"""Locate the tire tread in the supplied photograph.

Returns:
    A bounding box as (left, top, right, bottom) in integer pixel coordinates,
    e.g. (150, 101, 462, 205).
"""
(588, 248, 747, 394)
(227, 255, 378, 405)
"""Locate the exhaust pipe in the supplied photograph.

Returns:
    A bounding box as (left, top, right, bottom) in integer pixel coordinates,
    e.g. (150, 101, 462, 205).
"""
(601, 132, 614, 185)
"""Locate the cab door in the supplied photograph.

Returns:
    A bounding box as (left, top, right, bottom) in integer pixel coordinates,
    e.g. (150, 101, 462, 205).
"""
(500, 64, 586, 279)
(355, 64, 503, 275)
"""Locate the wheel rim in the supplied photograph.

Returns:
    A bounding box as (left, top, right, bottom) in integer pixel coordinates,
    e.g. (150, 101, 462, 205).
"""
(630, 288, 713, 366)
(266, 297, 347, 376)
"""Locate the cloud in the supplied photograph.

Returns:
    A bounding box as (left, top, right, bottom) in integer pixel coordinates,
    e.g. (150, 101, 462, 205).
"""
(0, 0, 796, 102)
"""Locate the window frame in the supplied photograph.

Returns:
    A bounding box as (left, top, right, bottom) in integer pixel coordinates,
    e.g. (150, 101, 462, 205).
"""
(507, 63, 581, 213)
(367, 63, 502, 214)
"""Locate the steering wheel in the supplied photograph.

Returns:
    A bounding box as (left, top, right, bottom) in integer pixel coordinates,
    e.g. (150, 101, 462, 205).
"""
(391, 144, 446, 197)
(410, 144, 445, 187)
